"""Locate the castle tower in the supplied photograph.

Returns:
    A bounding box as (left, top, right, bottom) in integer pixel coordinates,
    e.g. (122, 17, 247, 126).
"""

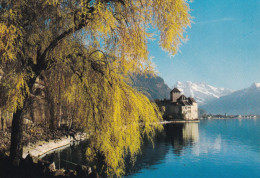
(170, 88, 181, 102)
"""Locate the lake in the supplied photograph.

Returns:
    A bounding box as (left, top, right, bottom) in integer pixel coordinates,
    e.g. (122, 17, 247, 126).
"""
(43, 118, 260, 177)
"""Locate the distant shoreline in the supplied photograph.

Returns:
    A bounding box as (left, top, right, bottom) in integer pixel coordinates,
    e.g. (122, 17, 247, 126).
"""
(201, 117, 259, 120)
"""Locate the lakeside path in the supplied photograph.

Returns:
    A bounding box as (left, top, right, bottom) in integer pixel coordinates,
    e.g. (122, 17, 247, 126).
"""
(22, 133, 87, 158)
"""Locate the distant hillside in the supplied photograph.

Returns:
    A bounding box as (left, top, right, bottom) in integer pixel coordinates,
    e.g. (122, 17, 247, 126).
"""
(201, 83, 260, 115)
(130, 74, 171, 100)
(175, 81, 232, 105)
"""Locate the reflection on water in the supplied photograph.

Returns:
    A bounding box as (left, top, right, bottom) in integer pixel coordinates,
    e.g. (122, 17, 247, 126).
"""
(128, 119, 260, 178)
(183, 123, 199, 142)
(43, 119, 260, 177)
(124, 122, 200, 175)
(164, 123, 199, 156)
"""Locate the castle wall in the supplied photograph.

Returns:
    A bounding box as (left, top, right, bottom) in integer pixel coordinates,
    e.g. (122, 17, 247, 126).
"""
(165, 104, 182, 119)
(181, 103, 198, 120)
(157, 101, 182, 120)
(191, 103, 198, 119)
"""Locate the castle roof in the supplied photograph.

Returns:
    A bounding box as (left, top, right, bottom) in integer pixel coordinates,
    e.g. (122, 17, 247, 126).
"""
(188, 97, 197, 103)
(177, 95, 187, 101)
(176, 95, 197, 106)
(170, 88, 181, 93)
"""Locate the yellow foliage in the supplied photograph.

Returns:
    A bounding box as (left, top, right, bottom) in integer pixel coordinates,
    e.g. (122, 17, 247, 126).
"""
(0, 23, 23, 61)
(62, 54, 163, 176)
(0, 72, 29, 112)
(0, 0, 191, 176)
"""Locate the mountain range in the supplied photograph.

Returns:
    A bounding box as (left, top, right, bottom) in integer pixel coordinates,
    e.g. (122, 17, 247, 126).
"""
(174, 81, 233, 105)
(130, 75, 260, 115)
(201, 83, 260, 115)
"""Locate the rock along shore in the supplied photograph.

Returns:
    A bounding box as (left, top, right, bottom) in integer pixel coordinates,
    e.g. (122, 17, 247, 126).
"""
(0, 131, 99, 178)
(23, 132, 87, 158)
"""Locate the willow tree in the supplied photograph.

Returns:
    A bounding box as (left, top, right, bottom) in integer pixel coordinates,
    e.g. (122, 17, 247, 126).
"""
(0, 0, 191, 175)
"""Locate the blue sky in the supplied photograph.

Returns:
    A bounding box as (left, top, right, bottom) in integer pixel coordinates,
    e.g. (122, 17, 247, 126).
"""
(149, 0, 260, 90)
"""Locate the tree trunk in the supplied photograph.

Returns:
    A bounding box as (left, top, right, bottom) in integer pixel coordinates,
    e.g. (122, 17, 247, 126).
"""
(9, 75, 38, 165)
(10, 108, 24, 166)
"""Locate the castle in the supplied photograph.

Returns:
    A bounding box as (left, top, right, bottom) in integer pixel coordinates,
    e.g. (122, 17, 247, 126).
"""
(156, 88, 198, 120)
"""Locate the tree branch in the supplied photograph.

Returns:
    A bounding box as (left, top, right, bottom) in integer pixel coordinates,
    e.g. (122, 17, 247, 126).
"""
(36, 23, 87, 74)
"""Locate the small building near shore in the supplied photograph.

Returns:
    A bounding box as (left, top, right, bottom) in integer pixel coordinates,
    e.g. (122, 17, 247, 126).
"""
(156, 88, 198, 120)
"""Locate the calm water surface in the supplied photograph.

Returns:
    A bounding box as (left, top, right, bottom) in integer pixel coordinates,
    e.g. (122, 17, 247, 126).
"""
(43, 118, 260, 177)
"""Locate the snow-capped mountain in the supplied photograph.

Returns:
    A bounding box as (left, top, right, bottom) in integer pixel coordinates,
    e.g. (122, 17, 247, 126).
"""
(174, 81, 233, 105)
(201, 83, 260, 115)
